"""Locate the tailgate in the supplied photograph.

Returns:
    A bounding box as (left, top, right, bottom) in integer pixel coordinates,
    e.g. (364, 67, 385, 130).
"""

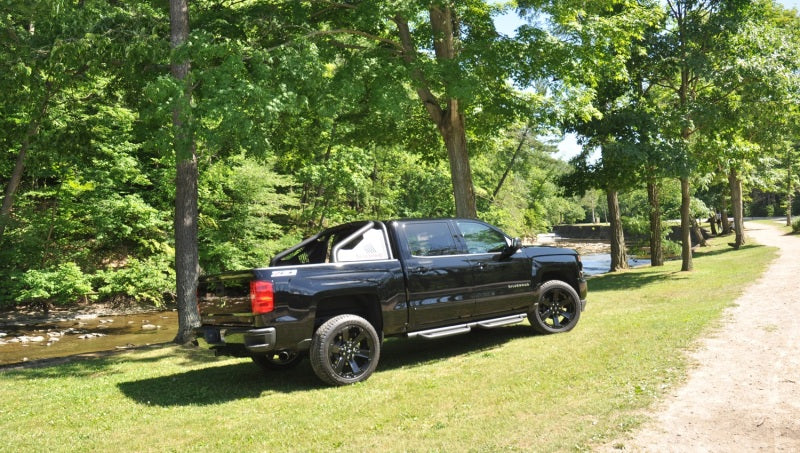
(197, 271, 255, 326)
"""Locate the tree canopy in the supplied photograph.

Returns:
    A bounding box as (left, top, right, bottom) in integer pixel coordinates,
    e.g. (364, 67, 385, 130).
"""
(1, 0, 798, 314)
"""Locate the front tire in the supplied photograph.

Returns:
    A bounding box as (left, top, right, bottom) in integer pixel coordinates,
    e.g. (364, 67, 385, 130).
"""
(529, 280, 581, 334)
(310, 314, 381, 386)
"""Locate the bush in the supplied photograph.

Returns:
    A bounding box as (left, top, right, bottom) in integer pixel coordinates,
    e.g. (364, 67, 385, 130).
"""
(792, 218, 800, 234)
(97, 257, 175, 307)
(15, 263, 93, 306)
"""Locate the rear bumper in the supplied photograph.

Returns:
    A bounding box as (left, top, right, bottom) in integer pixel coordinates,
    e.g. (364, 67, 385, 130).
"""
(195, 326, 276, 356)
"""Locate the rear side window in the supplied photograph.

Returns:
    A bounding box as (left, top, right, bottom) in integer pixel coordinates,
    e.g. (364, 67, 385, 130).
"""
(335, 228, 390, 262)
(457, 221, 508, 254)
(403, 222, 459, 257)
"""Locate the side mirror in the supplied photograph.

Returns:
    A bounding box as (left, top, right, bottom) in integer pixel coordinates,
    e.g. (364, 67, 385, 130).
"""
(498, 237, 522, 259)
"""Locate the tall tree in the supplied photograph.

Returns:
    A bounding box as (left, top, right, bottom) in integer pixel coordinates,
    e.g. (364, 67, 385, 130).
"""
(170, 0, 200, 344)
(293, 1, 534, 219)
(0, 1, 100, 241)
(647, 0, 756, 269)
(547, 0, 664, 271)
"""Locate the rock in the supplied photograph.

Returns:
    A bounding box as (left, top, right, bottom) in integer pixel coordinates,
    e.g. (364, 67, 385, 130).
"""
(75, 314, 98, 320)
(0, 332, 7, 338)
(141, 324, 157, 331)
(77, 333, 107, 339)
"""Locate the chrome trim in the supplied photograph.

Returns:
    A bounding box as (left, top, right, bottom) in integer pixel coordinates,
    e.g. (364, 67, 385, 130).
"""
(408, 314, 527, 340)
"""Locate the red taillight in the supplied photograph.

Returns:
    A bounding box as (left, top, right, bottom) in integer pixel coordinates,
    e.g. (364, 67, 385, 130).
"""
(250, 280, 274, 315)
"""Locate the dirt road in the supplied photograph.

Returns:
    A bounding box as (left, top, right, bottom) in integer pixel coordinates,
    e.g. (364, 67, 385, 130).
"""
(604, 221, 800, 451)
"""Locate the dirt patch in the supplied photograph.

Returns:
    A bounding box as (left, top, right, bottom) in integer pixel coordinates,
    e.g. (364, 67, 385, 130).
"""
(601, 221, 800, 451)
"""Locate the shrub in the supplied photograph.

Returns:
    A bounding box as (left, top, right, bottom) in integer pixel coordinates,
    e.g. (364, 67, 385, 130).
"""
(792, 218, 800, 234)
(15, 263, 93, 306)
(97, 256, 175, 307)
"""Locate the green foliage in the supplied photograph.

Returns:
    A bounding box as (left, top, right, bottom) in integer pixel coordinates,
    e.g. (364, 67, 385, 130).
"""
(199, 155, 299, 274)
(792, 218, 800, 234)
(97, 257, 175, 307)
(1, 0, 798, 309)
(15, 263, 93, 307)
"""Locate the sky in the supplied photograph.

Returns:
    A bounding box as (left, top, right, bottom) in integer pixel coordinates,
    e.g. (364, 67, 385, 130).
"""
(493, 0, 800, 160)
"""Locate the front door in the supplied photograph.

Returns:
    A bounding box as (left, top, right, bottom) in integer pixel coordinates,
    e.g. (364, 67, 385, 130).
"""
(400, 221, 474, 329)
(456, 220, 532, 316)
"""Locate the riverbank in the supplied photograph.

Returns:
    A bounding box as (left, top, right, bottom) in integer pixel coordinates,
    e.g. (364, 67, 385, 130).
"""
(0, 303, 176, 366)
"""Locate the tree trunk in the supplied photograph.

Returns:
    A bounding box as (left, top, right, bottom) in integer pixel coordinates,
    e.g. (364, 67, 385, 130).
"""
(729, 168, 745, 249)
(607, 188, 629, 272)
(679, 176, 693, 271)
(707, 212, 717, 236)
(170, 0, 200, 344)
(394, 9, 477, 219)
(0, 89, 51, 241)
(0, 142, 30, 241)
(492, 127, 528, 200)
(690, 217, 707, 247)
(787, 156, 793, 227)
(647, 181, 664, 266)
(721, 196, 731, 235)
(439, 107, 476, 218)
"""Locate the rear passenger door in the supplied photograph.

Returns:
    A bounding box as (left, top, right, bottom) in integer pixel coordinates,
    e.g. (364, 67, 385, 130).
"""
(399, 221, 475, 329)
(456, 220, 532, 316)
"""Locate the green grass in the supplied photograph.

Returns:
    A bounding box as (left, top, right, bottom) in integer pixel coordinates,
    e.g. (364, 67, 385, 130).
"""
(0, 237, 777, 452)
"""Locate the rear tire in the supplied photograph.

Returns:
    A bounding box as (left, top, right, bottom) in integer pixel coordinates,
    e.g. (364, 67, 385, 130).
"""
(310, 314, 381, 386)
(529, 280, 581, 334)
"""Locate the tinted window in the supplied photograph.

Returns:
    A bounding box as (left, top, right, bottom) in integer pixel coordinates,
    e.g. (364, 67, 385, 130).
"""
(403, 222, 459, 256)
(336, 228, 390, 262)
(457, 221, 508, 254)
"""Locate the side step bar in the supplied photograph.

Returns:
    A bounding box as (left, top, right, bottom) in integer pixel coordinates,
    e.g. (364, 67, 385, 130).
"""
(408, 314, 527, 340)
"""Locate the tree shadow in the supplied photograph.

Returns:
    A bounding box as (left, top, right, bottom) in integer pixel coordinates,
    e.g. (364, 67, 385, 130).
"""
(693, 242, 763, 259)
(116, 360, 322, 406)
(588, 270, 674, 292)
(116, 324, 537, 406)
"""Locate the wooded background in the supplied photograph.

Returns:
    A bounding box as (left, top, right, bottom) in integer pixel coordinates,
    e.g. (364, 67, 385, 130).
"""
(2, 1, 798, 318)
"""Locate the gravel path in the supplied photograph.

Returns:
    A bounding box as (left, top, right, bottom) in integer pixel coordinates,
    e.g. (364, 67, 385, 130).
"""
(604, 221, 800, 452)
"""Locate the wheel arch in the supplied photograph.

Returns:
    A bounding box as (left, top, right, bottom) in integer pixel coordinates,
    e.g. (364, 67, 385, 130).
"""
(313, 293, 383, 335)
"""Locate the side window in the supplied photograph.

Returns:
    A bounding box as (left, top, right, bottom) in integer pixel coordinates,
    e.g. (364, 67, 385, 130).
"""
(457, 221, 508, 254)
(403, 222, 459, 257)
(336, 228, 390, 262)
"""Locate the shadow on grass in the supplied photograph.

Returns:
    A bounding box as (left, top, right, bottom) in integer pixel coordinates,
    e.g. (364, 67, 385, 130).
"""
(117, 361, 322, 406)
(693, 242, 763, 259)
(588, 242, 766, 293)
(116, 324, 535, 406)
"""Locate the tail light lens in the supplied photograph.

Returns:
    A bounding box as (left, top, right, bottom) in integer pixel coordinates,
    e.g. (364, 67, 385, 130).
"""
(250, 280, 274, 315)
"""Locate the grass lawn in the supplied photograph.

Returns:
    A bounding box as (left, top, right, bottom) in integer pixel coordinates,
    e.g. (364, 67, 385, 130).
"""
(0, 236, 777, 452)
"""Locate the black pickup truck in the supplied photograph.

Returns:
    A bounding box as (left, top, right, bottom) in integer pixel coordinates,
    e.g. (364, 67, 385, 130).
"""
(196, 219, 587, 385)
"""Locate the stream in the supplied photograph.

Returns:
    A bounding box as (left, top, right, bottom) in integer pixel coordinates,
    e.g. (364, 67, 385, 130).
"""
(0, 311, 177, 366)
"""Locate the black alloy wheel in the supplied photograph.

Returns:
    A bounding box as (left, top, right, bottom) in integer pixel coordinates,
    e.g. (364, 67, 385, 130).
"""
(310, 314, 381, 386)
(529, 280, 581, 334)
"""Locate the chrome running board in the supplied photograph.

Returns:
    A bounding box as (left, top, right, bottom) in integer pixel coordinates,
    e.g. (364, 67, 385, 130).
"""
(408, 314, 527, 340)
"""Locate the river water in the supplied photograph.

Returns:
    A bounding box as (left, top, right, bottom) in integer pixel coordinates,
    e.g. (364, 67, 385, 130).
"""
(580, 254, 651, 276)
(0, 311, 177, 366)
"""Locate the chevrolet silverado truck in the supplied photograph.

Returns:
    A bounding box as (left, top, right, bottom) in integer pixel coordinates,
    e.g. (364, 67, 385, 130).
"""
(196, 219, 587, 386)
